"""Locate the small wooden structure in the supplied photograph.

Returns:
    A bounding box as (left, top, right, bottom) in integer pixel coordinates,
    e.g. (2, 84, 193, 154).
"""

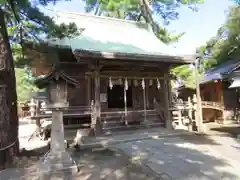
(197, 60, 240, 123)
(175, 85, 195, 101)
(224, 69, 240, 123)
(19, 102, 30, 118)
(24, 12, 193, 135)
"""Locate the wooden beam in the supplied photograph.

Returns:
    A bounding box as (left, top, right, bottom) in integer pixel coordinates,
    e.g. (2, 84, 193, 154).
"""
(99, 59, 168, 67)
(74, 50, 193, 64)
(60, 57, 173, 69)
(85, 71, 172, 80)
(87, 76, 91, 106)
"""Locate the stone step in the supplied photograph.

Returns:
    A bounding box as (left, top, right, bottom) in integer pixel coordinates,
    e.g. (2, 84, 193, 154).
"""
(102, 119, 159, 129)
(102, 120, 124, 128)
(103, 126, 163, 136)
(103, 121, 164, 134)
(64, 123, 91, 129)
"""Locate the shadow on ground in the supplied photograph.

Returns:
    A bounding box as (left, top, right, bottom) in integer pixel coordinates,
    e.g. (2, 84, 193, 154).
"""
(210, 126, 240, 137)
(176, 134, 220, 145)
(0, 133, 239, 180)
(113, 134, 239, 180)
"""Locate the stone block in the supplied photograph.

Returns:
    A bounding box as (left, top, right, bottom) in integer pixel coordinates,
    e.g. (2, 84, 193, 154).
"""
(38, 151, 78, 180)
(73, 129, 92, 147)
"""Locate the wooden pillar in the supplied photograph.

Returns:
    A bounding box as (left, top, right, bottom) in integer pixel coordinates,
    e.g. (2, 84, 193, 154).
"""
(93, 68, 102, 135)
(187, 97, 193, 131)
(29, 99, 36, 124)
(192, 94, 198, 131)
(164, 78, 172, 129)
(132, 79, 139, 109)
(142, 78, 147, 123)
(87, 76, 91, 105)
(146, 80, 149, 108)
(35, 100, 41, 132)
(124, 78, 128, 125)
(219, 81, 226, 123)
(177, 109, 183, 127)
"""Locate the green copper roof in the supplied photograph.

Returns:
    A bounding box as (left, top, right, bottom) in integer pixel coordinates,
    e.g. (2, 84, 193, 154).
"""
(47, 11, 193, 62)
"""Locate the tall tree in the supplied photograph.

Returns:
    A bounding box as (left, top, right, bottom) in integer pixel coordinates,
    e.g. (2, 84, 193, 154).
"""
(172, 4, 240, 89)
(82, 0, 203, 43)
(0, 7, 19, 169)
(198, 5, 240, 69)
(0, 0, 79, 169)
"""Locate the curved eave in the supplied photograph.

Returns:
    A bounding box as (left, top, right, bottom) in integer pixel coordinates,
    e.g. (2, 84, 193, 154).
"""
(23, 41, 194, 65)
(74, 49, 193, 65)
(35, 69, 79, 89)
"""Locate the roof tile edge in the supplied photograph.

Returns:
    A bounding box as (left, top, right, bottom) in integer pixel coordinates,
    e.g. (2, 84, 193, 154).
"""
(53, 9, 149, 26)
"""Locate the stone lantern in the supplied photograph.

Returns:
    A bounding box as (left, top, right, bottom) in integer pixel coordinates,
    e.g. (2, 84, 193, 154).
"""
(29, 99, 36, 118)
(35, 68, 79, 180)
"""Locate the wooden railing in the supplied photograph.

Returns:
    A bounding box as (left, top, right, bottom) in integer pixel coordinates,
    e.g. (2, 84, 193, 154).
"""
(170, 101, 224, 111)
(31, 105, 92, 119)
(27, 96, 225, 133)
(201, 101, 224, 110)
(28, 100, 224, 121)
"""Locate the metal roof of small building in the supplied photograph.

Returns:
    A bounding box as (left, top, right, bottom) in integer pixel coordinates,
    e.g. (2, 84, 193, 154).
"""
(35, 67, 79, 89)
(38, 11, 194, 63)
(201, 60, 240, 84)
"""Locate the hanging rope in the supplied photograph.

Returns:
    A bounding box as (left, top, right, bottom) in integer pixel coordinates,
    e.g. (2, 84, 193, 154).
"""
(0, 137, 18, 151)
(0, 2, 19, 152)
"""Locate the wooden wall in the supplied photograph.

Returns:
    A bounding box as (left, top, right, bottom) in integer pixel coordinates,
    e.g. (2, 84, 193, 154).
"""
(200, 81, 223, 121)
(59, 65, 168, 110)
(222, 81, 239, 110)
(200, 81, 222, 102)
(56, 49, 171, 110)
(178, 88, 195, 101)
(200, 80, 240, 121)
(60, 64, 89, 106)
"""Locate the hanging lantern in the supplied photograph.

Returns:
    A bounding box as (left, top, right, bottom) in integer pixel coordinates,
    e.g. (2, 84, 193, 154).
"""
(149, 79, 153, 86)
(134, 79, 138, 87)
(141, 78, 145, 89)
(125, 78, 128, 90)
(157, 78, 161, 89)
(109, 77, 113, 89)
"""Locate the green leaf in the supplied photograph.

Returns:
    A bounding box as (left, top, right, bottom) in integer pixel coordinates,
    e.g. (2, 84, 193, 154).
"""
(0, 0, 7, 5)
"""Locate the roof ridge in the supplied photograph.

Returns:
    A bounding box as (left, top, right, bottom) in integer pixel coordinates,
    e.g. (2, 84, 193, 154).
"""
(206, 59, 240, 73)
(48, 8, 149, 26)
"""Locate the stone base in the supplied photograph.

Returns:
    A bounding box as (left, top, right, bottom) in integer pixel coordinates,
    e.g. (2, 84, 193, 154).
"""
(38, 151, 78, 180)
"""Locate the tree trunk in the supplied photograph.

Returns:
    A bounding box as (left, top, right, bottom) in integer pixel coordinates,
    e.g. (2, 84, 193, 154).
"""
(0, 9, 19, 170)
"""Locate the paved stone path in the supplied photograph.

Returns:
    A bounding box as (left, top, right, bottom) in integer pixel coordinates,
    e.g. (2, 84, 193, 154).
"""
(187, 134, 240, 165)
(114, 135, 240, 180)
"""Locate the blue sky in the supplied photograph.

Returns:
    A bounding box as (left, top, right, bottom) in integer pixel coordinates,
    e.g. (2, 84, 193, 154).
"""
(40, 0, 234, 55)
